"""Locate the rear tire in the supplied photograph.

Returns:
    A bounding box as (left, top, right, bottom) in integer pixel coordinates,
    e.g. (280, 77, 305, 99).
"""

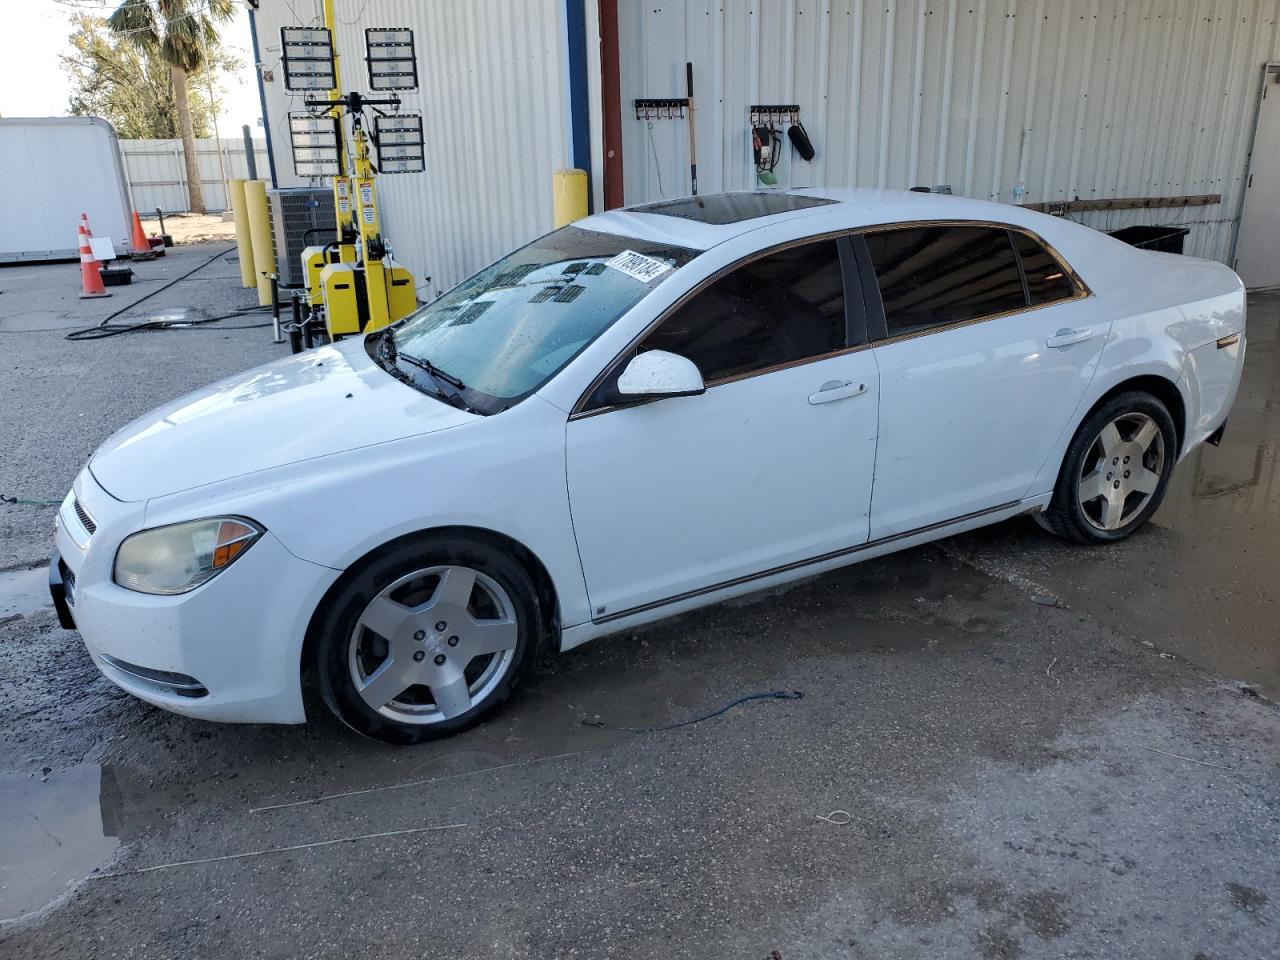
(313, 534, 541, 744)
(1041, 391, 1177, 545)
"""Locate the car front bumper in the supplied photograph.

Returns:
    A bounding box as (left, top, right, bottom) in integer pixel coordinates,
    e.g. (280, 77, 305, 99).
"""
(53, 470, 341, 725)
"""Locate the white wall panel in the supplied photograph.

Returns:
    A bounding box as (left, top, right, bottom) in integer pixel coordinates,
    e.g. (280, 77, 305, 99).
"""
(618, 0, 1280, 264)
(251, 0, 571, 295)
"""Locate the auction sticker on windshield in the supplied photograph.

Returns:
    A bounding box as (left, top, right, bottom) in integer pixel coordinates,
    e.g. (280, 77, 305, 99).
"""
(606, 250, 673, 284)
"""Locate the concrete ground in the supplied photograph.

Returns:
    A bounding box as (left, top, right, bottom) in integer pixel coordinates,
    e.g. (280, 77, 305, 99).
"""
(0, 246, 1276, 958)
(140, 212, 239, 245)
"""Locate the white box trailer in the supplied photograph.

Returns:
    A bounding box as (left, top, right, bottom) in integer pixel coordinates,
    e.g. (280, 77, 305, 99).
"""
(0, 117, 134, 263)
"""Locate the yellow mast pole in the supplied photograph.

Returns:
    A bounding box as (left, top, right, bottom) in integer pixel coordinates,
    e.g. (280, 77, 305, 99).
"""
(324, 0, 355, 262)
(352, 121, 391, 329)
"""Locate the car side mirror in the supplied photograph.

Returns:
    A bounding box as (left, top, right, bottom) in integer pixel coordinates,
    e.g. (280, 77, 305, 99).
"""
(615, 350, 706, 401)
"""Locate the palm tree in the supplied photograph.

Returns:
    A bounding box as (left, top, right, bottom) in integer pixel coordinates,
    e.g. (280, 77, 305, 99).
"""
(107, 0, 235, 214)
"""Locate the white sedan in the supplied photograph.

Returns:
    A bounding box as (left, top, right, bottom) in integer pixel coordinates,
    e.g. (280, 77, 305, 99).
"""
(50, 189, 1246, 742)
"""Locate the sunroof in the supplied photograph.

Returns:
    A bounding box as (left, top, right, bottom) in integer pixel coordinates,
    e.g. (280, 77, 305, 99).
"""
(630, 192, 835, 225)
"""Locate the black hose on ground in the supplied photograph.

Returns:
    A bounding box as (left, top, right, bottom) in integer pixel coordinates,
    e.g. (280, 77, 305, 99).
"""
(64, 247, 272, 341)
(582, 690, 804, 733)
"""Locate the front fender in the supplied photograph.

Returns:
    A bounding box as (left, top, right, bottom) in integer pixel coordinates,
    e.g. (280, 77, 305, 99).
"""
(141, 395, 594, 630)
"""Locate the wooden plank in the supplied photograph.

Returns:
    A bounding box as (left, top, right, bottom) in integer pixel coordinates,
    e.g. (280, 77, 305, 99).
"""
(1024, 194, 1222, 213)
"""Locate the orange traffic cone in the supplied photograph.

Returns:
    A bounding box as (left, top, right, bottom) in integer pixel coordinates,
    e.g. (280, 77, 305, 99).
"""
(80, 212, 93, 237)
(78, 223, 110, 299)
(129, 210, 155, 260)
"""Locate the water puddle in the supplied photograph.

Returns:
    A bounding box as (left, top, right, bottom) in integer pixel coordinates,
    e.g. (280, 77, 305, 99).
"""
(0, 765, 119, 923)
(0, 566, 49, 620)
(144, 306, 211, 326)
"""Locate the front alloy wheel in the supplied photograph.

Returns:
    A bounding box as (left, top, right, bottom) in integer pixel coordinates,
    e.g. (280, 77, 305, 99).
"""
(349, 565, 519, 724)
(315, 536, 541, 743)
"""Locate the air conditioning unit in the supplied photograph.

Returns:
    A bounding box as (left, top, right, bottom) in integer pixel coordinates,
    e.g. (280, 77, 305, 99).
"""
(267, 187, 335, 288)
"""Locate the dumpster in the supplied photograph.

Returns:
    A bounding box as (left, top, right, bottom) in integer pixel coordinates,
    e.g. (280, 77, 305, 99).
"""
(1107, 225, 1191, 254)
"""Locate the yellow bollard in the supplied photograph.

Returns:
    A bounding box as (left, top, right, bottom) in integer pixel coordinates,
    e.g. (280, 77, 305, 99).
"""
(553, 169, 588, 227)
(243, 180, 275, 307)
(228, 179, 256, 289)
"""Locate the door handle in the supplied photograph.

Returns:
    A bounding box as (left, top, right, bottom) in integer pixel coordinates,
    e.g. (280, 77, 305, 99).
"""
(1046, 327, 1094, 348)
(808, 380, 868, 405)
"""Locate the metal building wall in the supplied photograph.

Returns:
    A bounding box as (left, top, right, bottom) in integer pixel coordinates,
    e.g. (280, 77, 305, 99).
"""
(251, 0, 571, 295)
(620, 0, 1280, 263)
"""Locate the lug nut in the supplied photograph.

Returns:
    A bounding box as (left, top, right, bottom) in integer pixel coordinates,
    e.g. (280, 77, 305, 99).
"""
(413, 630, 425, 641)
(1113, 480, 1121, 489)
(1112, 457, 1119, 465)
(433, 654, 446, 665)
(413, 650, 425, 662)
(447, 635, 459, 647)
(435, 621, 447, 632)
(1123, 456, 1130, 464)
(1124, 470, 1130, 478)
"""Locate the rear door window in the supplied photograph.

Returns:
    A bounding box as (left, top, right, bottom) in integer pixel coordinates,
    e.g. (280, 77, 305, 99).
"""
(1013, 232, 1077, 305)
(866, 226, 1026, 337)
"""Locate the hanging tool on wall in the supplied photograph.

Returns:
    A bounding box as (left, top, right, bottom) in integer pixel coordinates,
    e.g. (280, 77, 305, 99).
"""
(787, 122, 815, 162)
(750, 106, 803, 186)
(686, 61, 698, 196)
(752, 126, 781, 185)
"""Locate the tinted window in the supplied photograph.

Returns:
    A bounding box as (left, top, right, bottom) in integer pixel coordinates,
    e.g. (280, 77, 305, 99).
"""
(1014, 232, 1077, 305)
(867, 227, 1026, 337)
(638, 239, 846, 383)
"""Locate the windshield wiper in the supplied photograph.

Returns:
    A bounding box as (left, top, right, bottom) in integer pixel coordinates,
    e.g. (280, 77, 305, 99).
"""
(397, 352, 465, 391)
(395, 352, 471, 412)
(400, 352, 465, 391)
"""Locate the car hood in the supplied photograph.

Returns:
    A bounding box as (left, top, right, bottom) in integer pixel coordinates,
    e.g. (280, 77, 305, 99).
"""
(91, 338, 475, 501)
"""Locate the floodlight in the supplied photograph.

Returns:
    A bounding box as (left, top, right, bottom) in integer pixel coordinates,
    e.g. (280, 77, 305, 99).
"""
(365, 28, 418, 91)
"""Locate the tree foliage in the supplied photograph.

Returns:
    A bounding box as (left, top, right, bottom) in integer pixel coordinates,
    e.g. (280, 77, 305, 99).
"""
(106, 0, 236, 72)
(63, 12, 238, 140)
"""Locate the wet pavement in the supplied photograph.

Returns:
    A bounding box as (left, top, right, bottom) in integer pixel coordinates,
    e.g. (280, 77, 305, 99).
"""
(0, 259, 1276, 957)
(0, 566, 48, 622)
(0, 766, 118, 923)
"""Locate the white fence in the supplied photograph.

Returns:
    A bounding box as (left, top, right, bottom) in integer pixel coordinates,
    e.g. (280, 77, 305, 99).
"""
(119, 137, 270, 214)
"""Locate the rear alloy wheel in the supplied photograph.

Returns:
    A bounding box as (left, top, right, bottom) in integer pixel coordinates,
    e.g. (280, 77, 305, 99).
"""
(1042, 391, 1177, 544)
(315, 537, 541, 743)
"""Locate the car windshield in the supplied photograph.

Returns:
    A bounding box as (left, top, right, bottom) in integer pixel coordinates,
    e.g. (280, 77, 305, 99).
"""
(387, 226, 698, 414)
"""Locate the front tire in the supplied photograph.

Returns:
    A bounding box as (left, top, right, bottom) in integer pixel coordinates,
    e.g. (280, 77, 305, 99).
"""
(1041, 391, 1177, 544)
(313, 534, 541, 743)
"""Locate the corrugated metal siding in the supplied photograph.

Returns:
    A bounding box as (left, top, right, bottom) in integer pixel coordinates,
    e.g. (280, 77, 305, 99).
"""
(120, 138, 270, 213)
(251, 0, 570, 295)
(619, 0, 1280, 263)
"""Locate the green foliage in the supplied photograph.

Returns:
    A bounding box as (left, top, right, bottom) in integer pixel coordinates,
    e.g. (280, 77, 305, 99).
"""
(106, 0, 236, 73)
(63, 12, 239, 139)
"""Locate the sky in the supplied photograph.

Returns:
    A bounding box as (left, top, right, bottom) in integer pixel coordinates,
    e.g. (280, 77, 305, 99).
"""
(0, 0, 264, 133)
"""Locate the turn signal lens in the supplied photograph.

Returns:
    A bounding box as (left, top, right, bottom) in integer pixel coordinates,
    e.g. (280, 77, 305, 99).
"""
(211, 520, 257, 568)
(114, 517, 264, 595)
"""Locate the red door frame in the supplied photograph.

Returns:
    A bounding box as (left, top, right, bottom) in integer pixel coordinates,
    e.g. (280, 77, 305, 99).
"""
(598, 0, 625, 208)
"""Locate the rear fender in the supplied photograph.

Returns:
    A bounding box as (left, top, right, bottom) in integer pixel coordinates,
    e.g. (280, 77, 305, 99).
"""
(1027, 310, 1190, 497)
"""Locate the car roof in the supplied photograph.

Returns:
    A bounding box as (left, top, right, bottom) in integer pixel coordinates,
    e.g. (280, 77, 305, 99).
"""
(576, 187, 1061, 252)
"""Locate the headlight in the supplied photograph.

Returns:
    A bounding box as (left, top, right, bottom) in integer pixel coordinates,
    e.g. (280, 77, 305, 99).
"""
(114, 517, 264, 595)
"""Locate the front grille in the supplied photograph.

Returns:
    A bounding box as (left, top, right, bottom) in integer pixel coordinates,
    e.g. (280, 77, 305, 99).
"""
(72, 498, 96, 535)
